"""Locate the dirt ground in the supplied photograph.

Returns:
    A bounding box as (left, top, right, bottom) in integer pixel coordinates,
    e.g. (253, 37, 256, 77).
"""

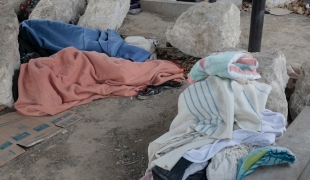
(0, 11, 310, 180)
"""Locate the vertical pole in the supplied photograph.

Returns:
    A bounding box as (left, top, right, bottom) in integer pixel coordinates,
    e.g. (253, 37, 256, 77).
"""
(248, 0, 266, 52)
(209, 0, 216, 3)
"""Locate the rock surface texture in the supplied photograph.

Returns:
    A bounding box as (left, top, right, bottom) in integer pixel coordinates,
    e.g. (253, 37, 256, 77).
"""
(0, 5, 20, 107)
(29, 0, 86, 23)
(166, 2, 240, 58)
(290, 59, 310, 120)
(0, 0, 24, 13)
(78, 0, 130, 31)
(254, 51, 289, 120)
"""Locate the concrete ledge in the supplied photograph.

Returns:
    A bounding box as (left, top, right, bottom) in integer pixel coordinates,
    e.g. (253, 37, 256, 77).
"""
(141, 0, 242, 18)
(141, 0, 195, 18)
(246, 106, 310, 180)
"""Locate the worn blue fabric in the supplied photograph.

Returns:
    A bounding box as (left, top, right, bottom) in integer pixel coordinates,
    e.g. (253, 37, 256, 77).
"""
(236, 146, 296, 180)
(19, 19, 151, 62)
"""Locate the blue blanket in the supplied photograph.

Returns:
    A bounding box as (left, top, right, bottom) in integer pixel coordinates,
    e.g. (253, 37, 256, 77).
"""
(19, 20, 151, 62)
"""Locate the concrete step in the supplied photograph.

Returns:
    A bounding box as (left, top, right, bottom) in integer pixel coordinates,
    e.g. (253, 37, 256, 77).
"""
(140, 0, 242, 18)
(246, 106, 310, 180)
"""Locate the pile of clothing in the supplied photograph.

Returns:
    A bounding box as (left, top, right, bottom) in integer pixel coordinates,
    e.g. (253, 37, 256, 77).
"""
(14, 20, 185, 116)
(142, 52, 296, 180)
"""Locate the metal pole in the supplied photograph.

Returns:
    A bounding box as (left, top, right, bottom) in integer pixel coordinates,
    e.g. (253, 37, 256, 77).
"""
(209, 0, 216, 3)
(248, 0, 266, 52)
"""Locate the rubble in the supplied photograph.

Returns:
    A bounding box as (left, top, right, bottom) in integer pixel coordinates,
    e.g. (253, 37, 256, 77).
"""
(273, 0, 310, 16)
(29, 0, 86, 23)
(0, 5, 20, 107)
(166, 2, 240, 58)
(254, 51, 289, 120)
(266, 0, 295, 8)
(78, 0, 130, 31)
(290, 59, 310, 120)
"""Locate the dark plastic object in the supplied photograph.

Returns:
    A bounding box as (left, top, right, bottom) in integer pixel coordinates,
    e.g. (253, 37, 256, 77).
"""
(248, 0, 267, 52)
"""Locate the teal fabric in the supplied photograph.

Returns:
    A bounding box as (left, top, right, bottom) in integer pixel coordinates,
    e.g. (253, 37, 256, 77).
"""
(207, 52, 237, 78)
(236, 146, 296, 180)
(190, 52, 239, 81)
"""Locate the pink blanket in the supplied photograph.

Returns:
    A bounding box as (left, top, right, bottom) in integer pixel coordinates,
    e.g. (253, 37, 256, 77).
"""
(15, 47, 184, 116)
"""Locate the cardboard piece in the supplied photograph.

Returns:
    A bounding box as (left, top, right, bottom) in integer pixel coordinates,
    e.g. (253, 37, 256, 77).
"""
(0, 110, 83, 166)
(269, 8, 292, 15)
(0, 135, 25, 167)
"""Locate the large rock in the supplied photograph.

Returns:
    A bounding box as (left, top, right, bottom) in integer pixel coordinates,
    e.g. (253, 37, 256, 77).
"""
(254, 51, 289, 120)
(0, 0, 24, 14)
(290, 59, 310, 120)
(166, 2, 240, 58)
(29, 0, 86, 23)
(78, 0, 130, 31)
(0, 5, 20, 107)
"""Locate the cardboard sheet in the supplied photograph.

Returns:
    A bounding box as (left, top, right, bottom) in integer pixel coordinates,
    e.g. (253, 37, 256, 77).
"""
(0, 135, 25, 167)
(0, 110, 83, 166)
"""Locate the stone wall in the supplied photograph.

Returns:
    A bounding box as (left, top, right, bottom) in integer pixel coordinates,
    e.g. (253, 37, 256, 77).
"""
(29, 0, 86, 23)
(0, 0, 24, 13)
(290, 59, 310, 120)
(0, 5, 20, 107)
(254, 51, 289, 120)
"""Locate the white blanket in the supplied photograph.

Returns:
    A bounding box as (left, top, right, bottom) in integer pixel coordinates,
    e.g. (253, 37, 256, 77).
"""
(148, 76, 272, 170)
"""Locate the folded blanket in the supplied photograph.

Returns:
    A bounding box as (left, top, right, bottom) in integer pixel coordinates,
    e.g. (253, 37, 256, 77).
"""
(188, 52, 261, 83)
(19, 19, 151, 62)
(14, 47, 184, 116)
(236, 146, 296, 180)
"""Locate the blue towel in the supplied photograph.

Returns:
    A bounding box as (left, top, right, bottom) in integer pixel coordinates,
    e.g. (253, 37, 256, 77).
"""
(236, 146, 296, 180)
(19, 19, 151, 62)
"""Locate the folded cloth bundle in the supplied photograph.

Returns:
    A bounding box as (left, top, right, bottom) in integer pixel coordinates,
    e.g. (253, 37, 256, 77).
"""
(14, 47, 184, 116)
(188, 52, 261, 84)
(236, 146, 296, 180)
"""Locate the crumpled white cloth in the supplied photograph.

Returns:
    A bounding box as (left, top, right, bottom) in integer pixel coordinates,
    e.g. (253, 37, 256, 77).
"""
(182, 161, 209, 180)
(206, 144, 260, 180)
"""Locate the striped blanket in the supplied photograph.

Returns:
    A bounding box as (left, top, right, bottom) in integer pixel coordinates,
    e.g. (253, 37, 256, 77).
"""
(170, 76, 271, 140)
(188, 52, 261, 84)
(236, 146, 296, 180)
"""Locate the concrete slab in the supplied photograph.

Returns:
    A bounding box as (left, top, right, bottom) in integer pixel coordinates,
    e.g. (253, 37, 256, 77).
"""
(141, 0, 195, 18)
(141, 0, 242, 18)
(298, 160, 310, 180)
(246, 106, 310, 180)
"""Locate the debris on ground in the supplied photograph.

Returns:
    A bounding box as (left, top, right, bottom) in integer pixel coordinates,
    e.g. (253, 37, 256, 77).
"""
(240, 2, 252, 12)
(157, 48, 200, 77)
(275, 0, 310, 16)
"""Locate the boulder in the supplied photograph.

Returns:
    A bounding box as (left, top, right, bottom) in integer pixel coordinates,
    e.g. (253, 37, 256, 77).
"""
(166, 2, 240, 58)
(0, 0, 24, 14)
(290, 59, 310, 120)
(0, 5, 20, 107)
(253, 51, 289, 120)
(29, 0, 86, 23)
(78, 0, 130, 31)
